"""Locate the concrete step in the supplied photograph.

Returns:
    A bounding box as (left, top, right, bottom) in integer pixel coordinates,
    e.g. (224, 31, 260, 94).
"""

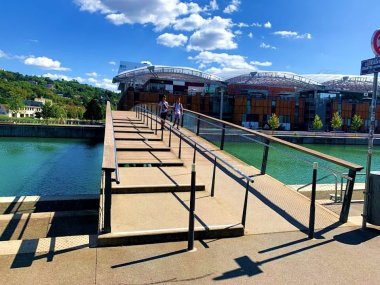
(112, 167, 204, 193)
(117, 151, 183, 167)
(114, 127, 154, 134)
(116, 140, 170, 151)
(114, 132, 160, 141)
(97, 192, 244, 246)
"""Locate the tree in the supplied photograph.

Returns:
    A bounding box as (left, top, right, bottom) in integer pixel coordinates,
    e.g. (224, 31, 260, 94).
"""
(351, 114, 363, 132)
(312, 114, 323, 130)
(7, 95, 24, 115)
(268, 113, 280, 130)
(84, 99, 103, 120)
(42, 102, 55, 118)
(331, 112, 342, 130)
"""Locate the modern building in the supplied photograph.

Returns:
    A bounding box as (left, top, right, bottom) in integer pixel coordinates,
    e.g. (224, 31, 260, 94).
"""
(114, 63, 380, 133)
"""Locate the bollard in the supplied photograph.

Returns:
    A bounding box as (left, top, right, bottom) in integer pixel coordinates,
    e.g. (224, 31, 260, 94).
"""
(188, 164, 196, 251)
(308, 162, 318, 239)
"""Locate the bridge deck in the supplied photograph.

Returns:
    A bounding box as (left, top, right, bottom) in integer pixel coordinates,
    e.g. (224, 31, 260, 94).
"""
(99, 110, 351, 246)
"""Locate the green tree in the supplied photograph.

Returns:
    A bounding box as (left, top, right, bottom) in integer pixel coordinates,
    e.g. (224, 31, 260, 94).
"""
(268, 113, 280, 130)
(312, 114, 323, 130)
(7, 95, 24, 115)
(351, 114, 363, 132)
(84, 99, 103, 120)
(42, 102, 55, 118)
(331, 112, 342, 130)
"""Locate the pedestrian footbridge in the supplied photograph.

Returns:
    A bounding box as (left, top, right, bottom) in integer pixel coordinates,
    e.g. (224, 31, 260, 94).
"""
(97, 102, 363, 247)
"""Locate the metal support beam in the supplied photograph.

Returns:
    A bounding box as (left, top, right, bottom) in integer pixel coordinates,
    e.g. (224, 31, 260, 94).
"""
(340, 169, 357, 223)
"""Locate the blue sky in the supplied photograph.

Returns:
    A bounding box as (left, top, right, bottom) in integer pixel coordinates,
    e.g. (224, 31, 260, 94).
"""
(0, 0, 379, 91)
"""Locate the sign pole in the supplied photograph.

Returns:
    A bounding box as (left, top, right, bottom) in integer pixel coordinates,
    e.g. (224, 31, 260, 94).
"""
(362, 69, 378, 229)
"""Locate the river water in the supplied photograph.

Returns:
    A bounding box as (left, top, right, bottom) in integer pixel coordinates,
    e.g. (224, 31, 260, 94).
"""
(0, 137, 103, 197)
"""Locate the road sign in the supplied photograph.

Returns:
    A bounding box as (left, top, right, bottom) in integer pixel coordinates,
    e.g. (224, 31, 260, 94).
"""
(372, 29, 380, 56)
(360, 57, 380, 75)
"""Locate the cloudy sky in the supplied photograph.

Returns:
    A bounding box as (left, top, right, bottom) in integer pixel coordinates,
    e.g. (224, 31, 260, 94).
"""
(0, 0, 379, 91)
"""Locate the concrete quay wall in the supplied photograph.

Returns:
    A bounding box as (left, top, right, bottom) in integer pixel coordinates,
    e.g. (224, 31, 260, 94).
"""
(0, 123, 104, 139)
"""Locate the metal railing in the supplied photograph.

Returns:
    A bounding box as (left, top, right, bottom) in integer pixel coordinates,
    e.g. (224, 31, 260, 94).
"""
(178, 107, 363, 223)
(100, 101, 120, 233)
(135, 104, 255, 227)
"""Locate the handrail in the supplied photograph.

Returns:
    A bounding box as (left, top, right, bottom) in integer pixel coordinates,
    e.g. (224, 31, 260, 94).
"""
(183, 109, 364, 172)
(102, 101, 119, 183)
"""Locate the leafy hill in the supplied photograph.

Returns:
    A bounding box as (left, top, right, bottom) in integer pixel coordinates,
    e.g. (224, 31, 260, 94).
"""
(0, 69, 120, 119)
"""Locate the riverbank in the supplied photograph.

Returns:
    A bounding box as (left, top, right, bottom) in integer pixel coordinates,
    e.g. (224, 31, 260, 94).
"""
(0, 123, 104, 139)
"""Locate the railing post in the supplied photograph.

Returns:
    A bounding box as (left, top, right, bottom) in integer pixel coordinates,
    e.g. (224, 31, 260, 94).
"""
(155, 109, 158, 135)
(181, 113, 184, 128)
(193, 143, 197, 163)
(179, 133, 182, 159)
(211, 157, 217, 197)
(161, 124, 164, 141)
(220, 123, 226, 150)
(340, 169, 357, 223)
(261, 139, 270, 175)
(103, 170, 112, 233)
(150, 105, 153, 130)
(241, 178, 250, 227)
(196, 115, 201, 136)
(188, 164, 196, 251)
(308, 162, 318, 239)
(145, 105, 148, 126)
(169, 125, 172, 147)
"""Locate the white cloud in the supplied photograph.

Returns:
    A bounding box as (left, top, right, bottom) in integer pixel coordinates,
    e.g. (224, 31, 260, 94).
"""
(86, 72, 98, 77)
(74, 0, 202, 31)
(207, 0, 218, 11)
(260, 42, 277, 50)
(187, 16, 236, 51)
(248, 32, 253, 39)
(264, 21, 272, 29)
(234, 30, 242, 35)
(236, 22, 249, 28)
(251, 22, 262, 27)
(189, 51, 257, 78)
(274, 31, 312, 39)
(157, 33, 188, 47)
(109, 61, 116, 65)
(173, 14, 206, 32)
(24, 56, 70, 71)
(250, 60, 272, 67)
(0, 50, 8, 58)
(223, 0, 240, 14)
(42, 73, 118, 91)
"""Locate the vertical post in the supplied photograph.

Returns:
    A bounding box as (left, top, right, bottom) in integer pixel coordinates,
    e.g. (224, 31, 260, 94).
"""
(150, 105, 153, 130)
(188, 164, 196, 251)
(103, 170, 112, 233)
(181, 113, 184, 128)
(193, 143, 197, 163)
(220, 88, 224, 120)
(340, 169, 357, 223)
(161, 124, 164, 141)
(308, 162, 318, 239)
(261, 139, 270, 175)
(241, 178, 250, 227)
(169, 125, 172, 147)
(196, 115, 201, 136)
(363, 71, 378, 229)
(179, 133, 182, 159)
(155, 109, 158, 135)
(220, 123, 226, 150)
(211, 157, 217, 197)
(145, 105, 148, 126)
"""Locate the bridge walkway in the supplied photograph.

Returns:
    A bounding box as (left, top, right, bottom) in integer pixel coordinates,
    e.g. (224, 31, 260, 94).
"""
(99, 110, 353, 246)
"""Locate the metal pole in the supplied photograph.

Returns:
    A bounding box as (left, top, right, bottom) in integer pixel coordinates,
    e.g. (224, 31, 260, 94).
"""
(188, 164, 196, 251)
(169, 125, 172, 147)
(179, 133, 182, 159)
(104, 170, 112, 233)
(161, 123, 164, 141)
(196, 115, 201, 136)
(220, 123, 226, 150)
(241, 178, 250, 227)
(145, 105, 148, 126)
(363, 71, 378, 229)
(308, 162, 318, 239)
(181, 113, 184, 128)
(150, 105, 153, 130)
(261, 139, 270, 175)
(155, 108, 158, 135)
(193, 143, 197, 163)
(211, 157, 217, 197)
(220, 88, 224, 120)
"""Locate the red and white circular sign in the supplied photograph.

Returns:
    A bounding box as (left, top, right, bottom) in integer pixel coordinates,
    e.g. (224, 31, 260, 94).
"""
(372, 29, 380, 56)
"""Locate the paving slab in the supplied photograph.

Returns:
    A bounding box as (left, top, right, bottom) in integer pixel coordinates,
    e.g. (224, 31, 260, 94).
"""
(113, 126, 154, 134)
(114, 132, 160, 141)
(117, 151, 183, 166)
(116, 140, 170, 151)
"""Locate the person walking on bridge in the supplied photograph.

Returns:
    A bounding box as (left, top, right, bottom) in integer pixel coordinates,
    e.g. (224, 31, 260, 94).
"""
(172, 97, 183, 129)
(158, 95, 169, 130)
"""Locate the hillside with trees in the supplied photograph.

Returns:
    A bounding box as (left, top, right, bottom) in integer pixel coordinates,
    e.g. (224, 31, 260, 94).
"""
(0, 69, 120, 120)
